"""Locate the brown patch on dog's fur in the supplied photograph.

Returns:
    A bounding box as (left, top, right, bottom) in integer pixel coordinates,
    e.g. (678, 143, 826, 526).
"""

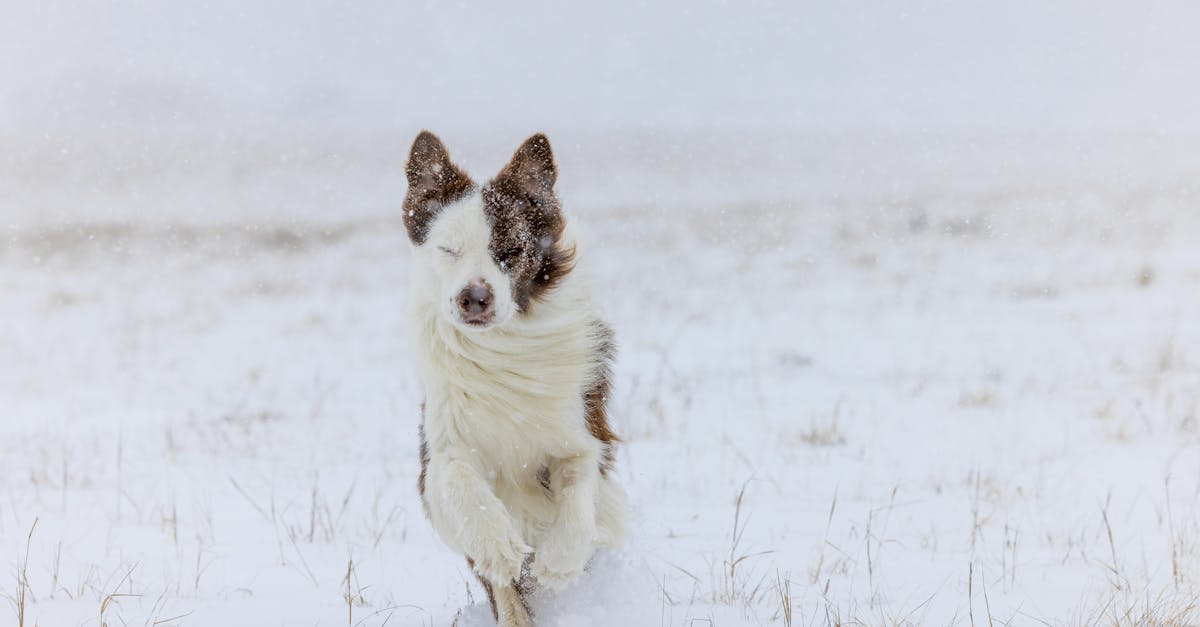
(417, 405, 432, 521)
(585, 321, 619, 473)
(514, 563, 535, 615)
(465, 556, 535, 622)
(482, 133, 575, 312)
(417, 422, 430, 497)
(403, 131, 475, 245)
(466, 557, 498, 619)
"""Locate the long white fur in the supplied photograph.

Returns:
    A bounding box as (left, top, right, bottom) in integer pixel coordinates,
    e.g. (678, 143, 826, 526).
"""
(409, 193, 627, 614)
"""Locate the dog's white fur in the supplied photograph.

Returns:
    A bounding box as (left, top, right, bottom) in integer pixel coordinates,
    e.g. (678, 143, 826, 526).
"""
(410, 192, 627, 623)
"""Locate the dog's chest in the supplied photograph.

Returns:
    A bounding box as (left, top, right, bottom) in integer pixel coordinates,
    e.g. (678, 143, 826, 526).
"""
(421, 337, 591, 472)
(458, 395, 565, 461)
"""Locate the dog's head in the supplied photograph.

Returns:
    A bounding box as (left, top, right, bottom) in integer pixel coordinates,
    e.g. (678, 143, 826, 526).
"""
(403, 131, 574, 332)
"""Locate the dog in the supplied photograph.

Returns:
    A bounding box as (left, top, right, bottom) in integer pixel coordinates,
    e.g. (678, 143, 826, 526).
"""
(403, 131, 627, 626)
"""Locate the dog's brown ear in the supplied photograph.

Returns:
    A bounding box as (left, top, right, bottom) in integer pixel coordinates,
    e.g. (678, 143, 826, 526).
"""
(493, 133, 557, 208)
(404, 131, 473, 244)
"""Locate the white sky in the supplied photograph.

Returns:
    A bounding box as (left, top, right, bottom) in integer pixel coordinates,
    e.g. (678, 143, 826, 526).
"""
(0, 1, 1198, 133)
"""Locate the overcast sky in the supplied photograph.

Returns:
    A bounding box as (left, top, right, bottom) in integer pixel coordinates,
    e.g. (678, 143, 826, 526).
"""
(1, 1, 1198, 134)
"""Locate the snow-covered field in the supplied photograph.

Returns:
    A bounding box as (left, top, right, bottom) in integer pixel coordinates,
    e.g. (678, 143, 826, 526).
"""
(4, 129, 1200, 626)
(5, 2, 1200, 625)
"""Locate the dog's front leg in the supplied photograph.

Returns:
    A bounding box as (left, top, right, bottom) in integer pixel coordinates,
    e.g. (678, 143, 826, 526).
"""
(426, 454, 531, 586)
(532, 452, 600, 589)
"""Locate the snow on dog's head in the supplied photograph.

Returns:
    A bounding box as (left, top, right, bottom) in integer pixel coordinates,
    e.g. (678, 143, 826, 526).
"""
(404, 131, 574, 332)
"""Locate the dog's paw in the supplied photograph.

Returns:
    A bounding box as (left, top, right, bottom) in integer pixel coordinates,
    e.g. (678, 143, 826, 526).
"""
(530, 557, 585, 591)
(470, 528, 532, 585)
(531, 524, 596, 591)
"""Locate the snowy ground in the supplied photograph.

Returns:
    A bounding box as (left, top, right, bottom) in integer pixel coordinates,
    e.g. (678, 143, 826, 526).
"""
(4, 129, 1200, 626)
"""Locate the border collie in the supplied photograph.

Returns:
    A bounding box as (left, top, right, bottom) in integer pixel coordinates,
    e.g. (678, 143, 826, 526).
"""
(403, 131, 627, 626)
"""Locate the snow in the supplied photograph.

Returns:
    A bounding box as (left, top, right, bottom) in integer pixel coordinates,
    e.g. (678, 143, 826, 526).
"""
(5, 131, 1200, 625)
(4, 2, 1200, 626)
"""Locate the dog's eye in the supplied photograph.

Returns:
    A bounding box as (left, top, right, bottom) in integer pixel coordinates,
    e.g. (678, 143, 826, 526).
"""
(497, 246, 523, 271)
(437, 246, 462, 259)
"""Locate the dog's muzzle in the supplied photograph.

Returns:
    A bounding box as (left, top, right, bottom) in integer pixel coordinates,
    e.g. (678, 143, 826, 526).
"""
(456, 280, 495, 325)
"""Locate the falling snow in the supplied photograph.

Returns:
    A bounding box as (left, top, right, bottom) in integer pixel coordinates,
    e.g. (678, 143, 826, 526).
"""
(3, 2, 1200, 626)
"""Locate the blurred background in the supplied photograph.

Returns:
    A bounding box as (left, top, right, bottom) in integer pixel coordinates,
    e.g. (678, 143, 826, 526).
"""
(3, 0, 1199, 226)
(4, 1, 1200, 133)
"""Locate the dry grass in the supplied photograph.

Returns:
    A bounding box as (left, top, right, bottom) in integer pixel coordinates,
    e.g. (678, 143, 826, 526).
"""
(810, 490, 839, 586)
(1080, 585, 1200, 627)
(713, 482, 774, 606)
(10, 518, 38, 627)
(98, 564, 139, 627)
(797, 418, 847, 447)
(773, 571, 794, 627)
(341, 557, 367, 625)
(795, 402, 847, 447)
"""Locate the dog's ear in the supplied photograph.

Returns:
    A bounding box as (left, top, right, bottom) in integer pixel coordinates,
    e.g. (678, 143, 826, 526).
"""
(493, 133, 557, 209)
(403, 131, 473, 244)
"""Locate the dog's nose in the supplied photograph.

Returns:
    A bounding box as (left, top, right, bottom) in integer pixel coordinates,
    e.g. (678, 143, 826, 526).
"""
(456, 281, 494, 319)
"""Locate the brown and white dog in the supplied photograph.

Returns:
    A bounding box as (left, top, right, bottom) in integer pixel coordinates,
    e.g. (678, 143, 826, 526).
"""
(404, 131, 627, 626)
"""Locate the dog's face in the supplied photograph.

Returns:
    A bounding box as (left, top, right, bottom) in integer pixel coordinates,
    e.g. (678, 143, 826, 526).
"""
(403, 132, 574, 332)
